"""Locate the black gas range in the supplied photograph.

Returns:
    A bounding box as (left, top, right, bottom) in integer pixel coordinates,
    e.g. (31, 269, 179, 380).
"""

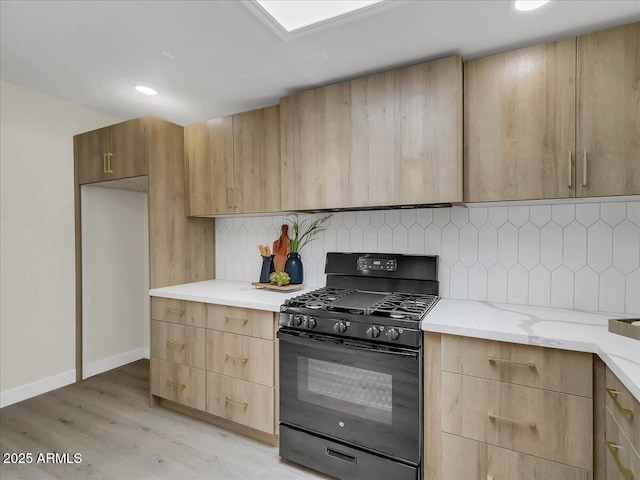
(278, 252, 439, 480)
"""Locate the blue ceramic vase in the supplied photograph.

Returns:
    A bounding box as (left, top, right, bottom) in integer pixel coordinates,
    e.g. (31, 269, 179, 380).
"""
(284, 252, 303, 284)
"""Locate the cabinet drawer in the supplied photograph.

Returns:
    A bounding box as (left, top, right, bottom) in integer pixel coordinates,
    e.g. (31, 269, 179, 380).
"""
(151, 320, 205, 369)
(606, 367, 639, 453)
(605, 407, 640, 480)
(206, 304, 274, 339)
(206, 372, 275, 434)
(150, 358, 205, 411)
(441, 372, 592, 469)
(441, 335, 592, 397)
(205, 331, 274, 386)
(151, 297, 205, 327)
(442, 432, 593, 480)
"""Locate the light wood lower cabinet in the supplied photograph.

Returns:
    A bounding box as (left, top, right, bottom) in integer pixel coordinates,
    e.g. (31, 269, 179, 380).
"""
(605, 367, 639, 453)
(206, 304, 274, 340)
(605, 407, 640, 480)
(150, 358, 205, 411)
(442, 432, 593, 480)
(151, 297, 206, 328)
(151, 320, 205, 369)
(206, 372, 275, 434)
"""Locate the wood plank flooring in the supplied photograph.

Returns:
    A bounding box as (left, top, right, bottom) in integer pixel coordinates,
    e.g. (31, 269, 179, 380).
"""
(0, 360, 329, 479)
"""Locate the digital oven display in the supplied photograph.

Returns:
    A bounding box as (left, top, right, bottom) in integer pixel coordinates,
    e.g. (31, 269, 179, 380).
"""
(357, 257, 397, 272)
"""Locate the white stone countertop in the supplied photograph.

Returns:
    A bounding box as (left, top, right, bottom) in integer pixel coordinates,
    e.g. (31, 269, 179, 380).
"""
(422, 299, 640, 402)
(150, 279, 639, 401)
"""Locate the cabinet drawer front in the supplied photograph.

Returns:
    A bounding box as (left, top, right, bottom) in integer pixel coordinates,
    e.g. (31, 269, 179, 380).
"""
(606, 367, 640, 454)
(441, 335, 593, 397)
(441, 372, 592, 469)
(150, 358, 205, 410)
(151, 298, 205, 327)
(205, 372, 275, 434)
(206, 304, 274, 339)
(442, 432, 593, 480)
(151, 320, 205, 369)
(205, 331, 274, 386)
(605, 407, 640, 480)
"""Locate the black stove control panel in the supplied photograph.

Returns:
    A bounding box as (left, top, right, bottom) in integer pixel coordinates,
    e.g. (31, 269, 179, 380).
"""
(357, 257, 397, 272)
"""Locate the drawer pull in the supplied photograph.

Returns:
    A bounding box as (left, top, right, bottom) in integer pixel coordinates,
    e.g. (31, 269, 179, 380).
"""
(225, 397, 249, 408)
(488, 411, 536, 428)
(606, 388, 635, 418)
(225, 316, 248, 324)
(567, 150, 573, 188)
(487, 356, 535, 368)
(166, 341, 186, 348)
(606, 441, 634, 479)
(166, 380, 186, 389)
(166, 307, 185, 314)
(225, 353, 249, 363)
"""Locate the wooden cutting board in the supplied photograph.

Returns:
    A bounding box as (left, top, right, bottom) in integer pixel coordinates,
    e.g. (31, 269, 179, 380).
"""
(272, 224, 291, 272)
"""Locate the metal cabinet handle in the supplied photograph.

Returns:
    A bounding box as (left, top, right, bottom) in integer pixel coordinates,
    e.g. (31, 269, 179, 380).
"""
(225, 316, 248, 324)
(582, 150, 587, 187)
(607, 388, 635, 418)
(488, 411, 536, 428)
(165, 341, 186, 348)
(103, 153, 109, 174)
(105, 152, 114, 173)
(488, 356, 536, 368)
(567, 150, 573, 187)
(606, 441, 634, 479)
(225, 397, 249, 408)
(166, 379, 186, 389)
(225, 353, 249, 363)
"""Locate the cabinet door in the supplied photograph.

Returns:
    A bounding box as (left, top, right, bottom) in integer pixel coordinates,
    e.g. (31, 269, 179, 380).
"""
(281, 56, 463, 210)
(184, 117, 233, 215)
(233, 105, 281, 213)
(577, 22, 640, 197)
(108, 118, 148, 180)
(75, 127, 110, 184)
(464, 38, 577, 201)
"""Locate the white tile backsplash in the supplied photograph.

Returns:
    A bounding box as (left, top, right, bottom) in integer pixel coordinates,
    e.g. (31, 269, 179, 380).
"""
(215, 199, 640, 314)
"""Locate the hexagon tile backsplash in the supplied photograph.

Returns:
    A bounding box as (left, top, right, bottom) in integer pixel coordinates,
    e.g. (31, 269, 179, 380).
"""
(215, 200, 640, 315)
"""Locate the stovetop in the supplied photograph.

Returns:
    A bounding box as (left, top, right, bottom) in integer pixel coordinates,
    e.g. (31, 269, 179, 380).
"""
(284, 287, 439, 322)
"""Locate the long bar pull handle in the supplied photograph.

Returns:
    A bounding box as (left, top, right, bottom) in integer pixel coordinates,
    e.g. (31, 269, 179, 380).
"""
(582, 150, 587, 187)
(225, 353, 249, 363)
(568, 150, 573, 187)
(606, 441, 634, 479)
(166, 307, 185, 314)
(225, 316, 248, 324)
(166, 380, 186, 389)
(488, 411, 536, 428)
(105, 153, 114, 173)
(607, 388, 635, 418)
(103, 153, 109, 174)
(488, 356, 536, 368)
(165, 341, 186, 349)
(225, 397, 249, 408)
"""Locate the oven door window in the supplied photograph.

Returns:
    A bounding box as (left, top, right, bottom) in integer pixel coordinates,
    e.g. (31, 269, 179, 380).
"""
(279, 330, 421, 463)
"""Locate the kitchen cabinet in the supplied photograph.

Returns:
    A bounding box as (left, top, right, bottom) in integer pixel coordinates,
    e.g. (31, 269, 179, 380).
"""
(280, 56, 463, 211)
(465, 21, 639, 202)
(75, 117, 148, 184)
(426, 333, 594, 480)
(184, 105, 280, 216)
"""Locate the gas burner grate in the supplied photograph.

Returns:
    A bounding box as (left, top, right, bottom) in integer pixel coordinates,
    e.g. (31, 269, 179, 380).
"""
(285, 287, 356, 309)
(368, 293, 438, 321)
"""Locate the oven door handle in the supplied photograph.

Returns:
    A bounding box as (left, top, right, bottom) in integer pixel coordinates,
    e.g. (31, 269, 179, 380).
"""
(278, 330, 419, 360)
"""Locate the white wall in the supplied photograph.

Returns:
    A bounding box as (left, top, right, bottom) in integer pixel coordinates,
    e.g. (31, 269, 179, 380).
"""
(81, 186, 149, 378)
(0, 81, 121, 407)
(215, 198, 640, 315)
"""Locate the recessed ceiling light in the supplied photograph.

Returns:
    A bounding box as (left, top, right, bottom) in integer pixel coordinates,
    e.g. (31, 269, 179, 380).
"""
(513, 0, 550, 11)
(255, 0, 384, 32)
(134, 85, 158, 96)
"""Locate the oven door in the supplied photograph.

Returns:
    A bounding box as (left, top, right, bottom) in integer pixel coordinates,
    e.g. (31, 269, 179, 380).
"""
(278, 328, 422, 463)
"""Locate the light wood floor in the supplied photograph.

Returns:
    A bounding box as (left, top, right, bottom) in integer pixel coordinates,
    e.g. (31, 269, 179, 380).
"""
(0, 360, 330, 479)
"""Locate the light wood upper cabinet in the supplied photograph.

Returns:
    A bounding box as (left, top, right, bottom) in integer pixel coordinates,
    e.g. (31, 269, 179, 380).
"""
(577, 22, 640, 197)
(184, 105, 280, 216)
(280, 56, 463, 211)
(75, 118, 148, 184)
(465, 21, 639, 202)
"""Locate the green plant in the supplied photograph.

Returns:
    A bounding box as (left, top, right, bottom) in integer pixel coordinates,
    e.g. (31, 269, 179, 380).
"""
(269, 271, 291, 286)
(286, 213, 332, 253)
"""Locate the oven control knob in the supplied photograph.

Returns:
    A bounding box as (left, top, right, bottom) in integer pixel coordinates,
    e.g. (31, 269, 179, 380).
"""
(333, 321, 347, 334)
(293, 314, 303, 326)
(302, 316, 316, 329)
(366, 326, 381, 339)
(386, 328, 400, 341)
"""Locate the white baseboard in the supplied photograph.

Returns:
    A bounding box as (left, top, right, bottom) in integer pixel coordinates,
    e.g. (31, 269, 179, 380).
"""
(83, 348, 146, 379)
(0, 369, 76, 408)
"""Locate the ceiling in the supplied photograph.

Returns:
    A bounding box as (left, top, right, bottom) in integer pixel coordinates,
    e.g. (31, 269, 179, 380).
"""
(2, 0, 639, 126)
